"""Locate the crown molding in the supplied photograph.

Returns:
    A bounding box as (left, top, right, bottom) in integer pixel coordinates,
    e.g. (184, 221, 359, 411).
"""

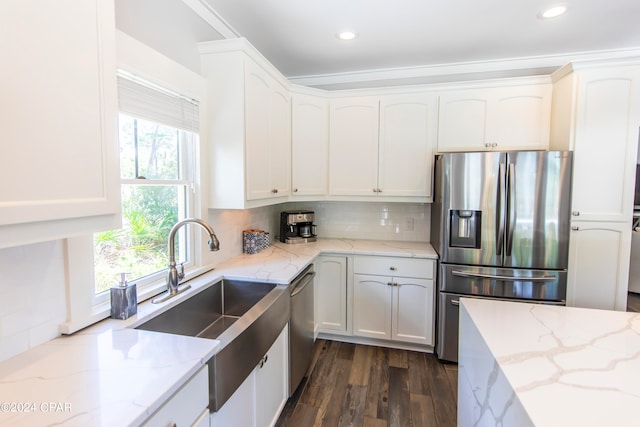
(289, 47, 640, 90)
(180, 0, 239, 39)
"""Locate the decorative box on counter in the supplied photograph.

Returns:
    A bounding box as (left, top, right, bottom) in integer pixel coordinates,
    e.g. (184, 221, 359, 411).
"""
(243, 229, 270, 254)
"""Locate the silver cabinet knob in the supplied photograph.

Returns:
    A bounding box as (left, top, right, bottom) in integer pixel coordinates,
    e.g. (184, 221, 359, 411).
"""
(572, 211, 580, 216)
(271, 188, 278, 194)
(390, 266, 397, 271)
(571, 226, 580, 231)
(293, 188, 298, 193)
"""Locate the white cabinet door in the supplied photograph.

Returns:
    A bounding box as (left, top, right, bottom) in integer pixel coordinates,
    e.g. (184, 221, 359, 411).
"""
(316, 255, 349, 334)
(438, 91, 490, 152)
(567, 222, 631, 311)
(245, 62, 291, 201)
(0, 0, 120, 246)
(255, 324, 288, 427)
(291, 94, 329, 196)
(490, 85, 551, 151)
(353, 274, 393, 340)
(268, 82, 292, 197)
(392, 278, 434, 345)
(329, 97, 380, 196)
(566, 68, 640, 223)
(144, 366, 209, 427)
(378, 94, 437, 199)
(245, 61, 272, 201)
(437, 84, 550, 152)
(210, 362, 255, 427)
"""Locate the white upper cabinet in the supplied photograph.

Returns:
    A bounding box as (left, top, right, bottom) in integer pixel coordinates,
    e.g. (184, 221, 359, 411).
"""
(200, 39, 291, 209)
(329, 93, 436, 201)
(551, 64, 640, 223)
(245, 60, 291, 201)
(378, 94, 437, 199)
(0, 0, 120, 248)
(437, 82, 551, 152)
(291, 92, 329, 197)
(329, 97, 380, 196)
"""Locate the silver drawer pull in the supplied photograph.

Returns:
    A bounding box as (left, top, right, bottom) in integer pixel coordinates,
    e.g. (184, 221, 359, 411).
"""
(452, 270, 556, 282)
(451, 299, 460, 306)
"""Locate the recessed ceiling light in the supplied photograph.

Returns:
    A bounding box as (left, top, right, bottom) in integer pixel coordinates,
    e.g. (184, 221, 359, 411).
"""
(539, 4, 568, 19)
(337, 31, 358, 41)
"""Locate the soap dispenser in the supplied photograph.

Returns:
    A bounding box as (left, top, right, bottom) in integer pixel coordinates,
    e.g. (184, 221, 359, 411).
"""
(110, 273, 137, 320)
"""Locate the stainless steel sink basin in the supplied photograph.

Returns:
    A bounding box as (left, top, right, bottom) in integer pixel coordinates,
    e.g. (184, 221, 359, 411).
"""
(134, 278, 289, 411)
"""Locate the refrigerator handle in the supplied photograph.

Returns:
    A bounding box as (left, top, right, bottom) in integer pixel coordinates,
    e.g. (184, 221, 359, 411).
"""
(506, 163, 516, 256)
(496, 162, 506, 256)
(452, 270, 556, 282)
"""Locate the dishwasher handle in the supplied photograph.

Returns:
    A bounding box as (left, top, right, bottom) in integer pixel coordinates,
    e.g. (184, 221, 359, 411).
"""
(290, 271, 316, 297)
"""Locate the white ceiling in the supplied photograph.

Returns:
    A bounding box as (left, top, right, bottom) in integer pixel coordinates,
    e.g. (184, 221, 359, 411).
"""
(197, 0, 640, 88)
(115, 1, 640, 89)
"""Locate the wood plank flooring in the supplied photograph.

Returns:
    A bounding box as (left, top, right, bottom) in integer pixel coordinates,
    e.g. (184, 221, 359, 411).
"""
(276, 340, 457, 427)
(627, 291, 640, 312)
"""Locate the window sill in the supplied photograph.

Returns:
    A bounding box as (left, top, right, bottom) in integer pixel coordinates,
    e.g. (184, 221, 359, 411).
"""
(60, 265, 215, 335)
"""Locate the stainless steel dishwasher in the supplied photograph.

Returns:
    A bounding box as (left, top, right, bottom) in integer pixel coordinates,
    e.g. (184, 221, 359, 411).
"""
(289, 264, 315, 395)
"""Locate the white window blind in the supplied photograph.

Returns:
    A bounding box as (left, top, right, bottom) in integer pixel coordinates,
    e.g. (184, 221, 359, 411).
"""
(117, 70, 199, 132)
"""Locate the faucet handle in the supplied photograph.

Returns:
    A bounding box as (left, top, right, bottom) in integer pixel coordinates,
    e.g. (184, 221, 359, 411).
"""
(178, 263, 185, 280)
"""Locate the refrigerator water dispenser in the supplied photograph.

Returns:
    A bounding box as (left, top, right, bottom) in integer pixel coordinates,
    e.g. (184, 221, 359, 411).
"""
(449, 210, 481, 248)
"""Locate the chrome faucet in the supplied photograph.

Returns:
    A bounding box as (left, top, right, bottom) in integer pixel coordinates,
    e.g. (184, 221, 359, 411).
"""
(152, 218, 220, 304)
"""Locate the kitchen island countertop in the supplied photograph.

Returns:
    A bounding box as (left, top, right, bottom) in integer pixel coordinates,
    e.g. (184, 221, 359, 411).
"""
(0, 238, 435, 426)
(459, 298, 640, 427)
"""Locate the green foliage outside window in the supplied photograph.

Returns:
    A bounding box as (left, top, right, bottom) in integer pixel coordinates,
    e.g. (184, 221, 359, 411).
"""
(94, 115, 189, 293)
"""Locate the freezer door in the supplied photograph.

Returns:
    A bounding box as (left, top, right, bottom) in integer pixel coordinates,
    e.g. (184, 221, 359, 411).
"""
(436, 152, 505, 266)
(504, 151, 573, 269)
(439, 263, 567, 301)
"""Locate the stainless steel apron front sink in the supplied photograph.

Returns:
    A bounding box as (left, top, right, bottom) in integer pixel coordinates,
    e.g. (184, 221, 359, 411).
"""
(135, 278, 290, 411)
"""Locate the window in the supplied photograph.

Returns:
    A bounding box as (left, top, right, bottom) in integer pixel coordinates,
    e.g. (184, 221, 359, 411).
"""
(93, 73, 199, 298)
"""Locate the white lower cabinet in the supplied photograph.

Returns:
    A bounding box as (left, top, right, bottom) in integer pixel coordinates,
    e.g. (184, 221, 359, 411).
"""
(352, 256, 435, 346)
(143, 366, 209, 427)
(567, 222, 631, 311)
(315, 255, 350, 335)
(210, 324, 289, 427)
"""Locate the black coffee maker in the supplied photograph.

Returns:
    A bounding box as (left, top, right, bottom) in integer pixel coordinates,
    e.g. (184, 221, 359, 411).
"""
(280, 211, 317, 244)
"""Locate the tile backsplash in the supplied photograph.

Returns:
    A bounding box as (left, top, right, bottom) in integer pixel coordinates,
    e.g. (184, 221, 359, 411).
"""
(284, 201, 430, 242)
(204, 201, 430, 266)
(0, 241, 67, 361)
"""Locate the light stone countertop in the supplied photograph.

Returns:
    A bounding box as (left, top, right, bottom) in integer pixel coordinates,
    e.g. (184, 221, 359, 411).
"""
(0, 329, 219, 427)
(0, 238, 435, 426)
(458, 298, 640, 427)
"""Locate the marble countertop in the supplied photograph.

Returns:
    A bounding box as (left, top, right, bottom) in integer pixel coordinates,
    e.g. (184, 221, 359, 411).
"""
(0, 328, 219, 427)
(459, 298, 640, 426)
(0, 238, 435, 426)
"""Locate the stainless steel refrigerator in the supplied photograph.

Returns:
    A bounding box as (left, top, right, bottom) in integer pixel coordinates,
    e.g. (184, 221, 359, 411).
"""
(431, 151, 573, 362)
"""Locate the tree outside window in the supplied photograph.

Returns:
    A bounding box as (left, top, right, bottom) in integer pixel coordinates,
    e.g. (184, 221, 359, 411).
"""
(94, 114, 194, 293)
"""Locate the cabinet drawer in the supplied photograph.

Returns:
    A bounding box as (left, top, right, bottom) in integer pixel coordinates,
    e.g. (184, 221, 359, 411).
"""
(353, 256, 434, 279)
(143, 366, 209, 427)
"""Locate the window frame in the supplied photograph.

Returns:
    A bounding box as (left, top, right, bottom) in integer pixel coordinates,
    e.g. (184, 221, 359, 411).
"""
(91, 120, 198, 305)
(60, 33, 209, 334)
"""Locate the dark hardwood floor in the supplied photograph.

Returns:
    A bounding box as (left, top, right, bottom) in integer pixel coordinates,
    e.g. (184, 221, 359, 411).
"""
(276, 340, 457, 427)
(628, 291, 640, 312)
